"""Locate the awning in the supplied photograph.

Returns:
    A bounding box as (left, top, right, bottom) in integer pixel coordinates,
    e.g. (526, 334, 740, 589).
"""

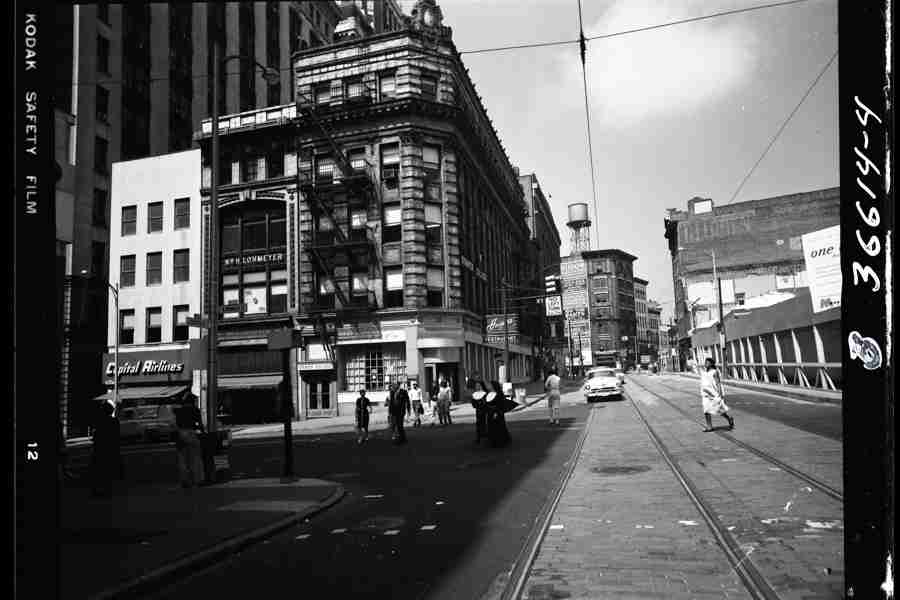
(218, 374, 283, 390)
(93, 385, 189, 402)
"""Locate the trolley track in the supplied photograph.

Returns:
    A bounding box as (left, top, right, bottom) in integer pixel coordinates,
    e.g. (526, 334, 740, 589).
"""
(628, 376, 843, 503)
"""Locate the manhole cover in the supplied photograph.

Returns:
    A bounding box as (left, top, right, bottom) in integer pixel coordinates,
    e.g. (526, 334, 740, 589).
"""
(355, 515, 406, 532)
(591, 465, 651, 476)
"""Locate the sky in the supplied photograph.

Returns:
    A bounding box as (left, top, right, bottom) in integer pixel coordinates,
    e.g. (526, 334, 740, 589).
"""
(401, 0, 839, 322)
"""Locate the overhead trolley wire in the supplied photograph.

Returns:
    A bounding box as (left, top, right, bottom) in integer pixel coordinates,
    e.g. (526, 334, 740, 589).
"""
(725, 49, 838, 205)
(576, 0, 601, 250)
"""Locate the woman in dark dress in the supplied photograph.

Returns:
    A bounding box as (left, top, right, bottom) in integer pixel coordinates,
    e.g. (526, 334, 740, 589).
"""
(355, 389, 371, 444)
(471, 379, 489, 444)
(485, 380, 511, 448)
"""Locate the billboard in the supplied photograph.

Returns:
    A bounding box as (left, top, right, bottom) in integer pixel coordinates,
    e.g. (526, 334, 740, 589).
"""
(801, 225, 841, 313)
(560, 257, 592, 366)
(545, 295, 563, 317)
(485, 314, 519, 336)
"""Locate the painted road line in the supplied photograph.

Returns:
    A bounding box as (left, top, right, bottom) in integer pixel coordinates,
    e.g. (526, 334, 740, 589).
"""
(548, 524, 564, 531)
(363, 494, 384, 499)
(384, 530, 400, 536)
(295, 534, 311, 540)
(330, 528, 347, 534)
(420, 525, 437, 531)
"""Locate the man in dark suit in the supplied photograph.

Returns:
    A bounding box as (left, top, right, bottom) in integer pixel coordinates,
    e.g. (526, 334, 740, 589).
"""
(390, 381, 411, 444)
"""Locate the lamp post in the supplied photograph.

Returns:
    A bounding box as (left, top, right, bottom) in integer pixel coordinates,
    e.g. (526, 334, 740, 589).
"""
(83, 270, 119, 408)
(207, 41, 281, 431)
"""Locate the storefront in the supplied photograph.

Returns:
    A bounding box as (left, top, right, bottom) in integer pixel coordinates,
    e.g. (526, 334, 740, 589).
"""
(99, 348, 196, 403)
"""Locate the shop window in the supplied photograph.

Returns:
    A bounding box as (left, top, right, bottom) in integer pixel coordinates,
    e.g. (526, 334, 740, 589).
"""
(384, 268, 403, 308)
(243, 284, 267, 314)
(146, 252, 162, 285)
(121, 205, 137, 236)
(148, 201, 163, 233)
(146, 307, 162, 343)
(379, 70, 396, 101)
(222, 288, 240, 319)
(173, 249, 190, 283)
(120, 255, 136, 287)
(174, 198, 190, 229)
(383, 204, 401, 243)
(344, 347, 406, 392)
(120, 309, 135, 345)
(92, 188, 108, 226)
(173, 305, 190, 341)
(426, 267, 444, 307)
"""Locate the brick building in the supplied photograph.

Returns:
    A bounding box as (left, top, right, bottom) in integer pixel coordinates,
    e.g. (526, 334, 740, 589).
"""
(663, 187, 839, 371)
(634, 277, 648, 364)
(195, 0, 541, 421)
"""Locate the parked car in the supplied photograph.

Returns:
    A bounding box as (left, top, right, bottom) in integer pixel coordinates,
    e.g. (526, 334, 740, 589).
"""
(583, 368, 623, 402)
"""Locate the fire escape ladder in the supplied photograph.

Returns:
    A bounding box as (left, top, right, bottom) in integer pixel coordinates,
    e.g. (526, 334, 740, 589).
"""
(314, 315, 335, 362)
(297, 100, 354, 179)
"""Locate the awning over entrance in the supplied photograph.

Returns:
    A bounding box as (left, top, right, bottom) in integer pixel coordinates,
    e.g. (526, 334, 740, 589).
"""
(93, 385, 189, 402)
(218, 374, 283, 390)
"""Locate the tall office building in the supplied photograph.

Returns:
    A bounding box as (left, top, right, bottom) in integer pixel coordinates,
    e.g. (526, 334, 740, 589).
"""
(54, 1, 342, 435)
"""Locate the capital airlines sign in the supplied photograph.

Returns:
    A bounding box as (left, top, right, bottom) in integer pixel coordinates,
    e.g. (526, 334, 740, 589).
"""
(106, 359, 185, 378)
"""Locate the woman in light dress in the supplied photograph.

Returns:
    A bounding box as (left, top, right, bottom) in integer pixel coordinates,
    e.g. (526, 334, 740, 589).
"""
(544, 368, 561, 425)
(700, 357, 734, 432)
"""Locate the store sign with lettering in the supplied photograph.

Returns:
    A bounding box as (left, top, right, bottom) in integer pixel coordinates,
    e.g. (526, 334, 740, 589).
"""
(105, 359, 184, 377)
(223, 252, 285, 268)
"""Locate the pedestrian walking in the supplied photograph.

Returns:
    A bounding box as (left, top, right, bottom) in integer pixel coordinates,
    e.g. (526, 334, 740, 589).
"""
(471, 379, 489, 444)
(485, 380, 511, 447)
(544, 368, 562, 425)
(700, 357, 734, 432)
(355, 389, 371, 444)
(436, 379, 452, 426)
(174, 401, 205, 488)
(390, 381, 411, 444)
(408, 381, 424, 427)
(90, 399, 121, 497)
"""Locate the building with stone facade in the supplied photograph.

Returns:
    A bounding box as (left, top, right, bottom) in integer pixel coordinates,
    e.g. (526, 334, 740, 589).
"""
(647, 300, 661, 366)
(634, 277, 649, 364)
(195, 0, 541, 421)
(663, 187, 839, 371)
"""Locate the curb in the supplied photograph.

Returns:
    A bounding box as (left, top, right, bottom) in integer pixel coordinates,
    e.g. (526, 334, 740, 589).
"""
(89, 484, 346, 600)
(668, 373, 842, 405)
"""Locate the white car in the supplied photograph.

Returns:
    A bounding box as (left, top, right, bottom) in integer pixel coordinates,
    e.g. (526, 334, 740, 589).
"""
(583, 368, 623, 402)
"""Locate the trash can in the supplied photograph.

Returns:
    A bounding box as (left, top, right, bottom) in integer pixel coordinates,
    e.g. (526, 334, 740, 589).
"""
(201, 429, 232, 483)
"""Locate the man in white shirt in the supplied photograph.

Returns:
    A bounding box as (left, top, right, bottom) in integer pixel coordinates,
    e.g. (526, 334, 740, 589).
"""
(544, 368, 562, 425)
(408, 381, 423, 427)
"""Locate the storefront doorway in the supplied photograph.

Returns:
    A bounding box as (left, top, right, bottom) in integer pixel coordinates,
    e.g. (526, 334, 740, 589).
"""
(424, 363, 460, 404)
(305, 376, 335, 418)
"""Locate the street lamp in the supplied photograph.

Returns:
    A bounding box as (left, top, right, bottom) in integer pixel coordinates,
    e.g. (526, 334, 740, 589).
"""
(207, 41, 281, 432)
(83, 270, 119, 408)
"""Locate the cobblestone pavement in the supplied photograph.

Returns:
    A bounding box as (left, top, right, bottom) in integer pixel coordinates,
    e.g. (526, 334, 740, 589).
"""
(520, 375, 843, 600)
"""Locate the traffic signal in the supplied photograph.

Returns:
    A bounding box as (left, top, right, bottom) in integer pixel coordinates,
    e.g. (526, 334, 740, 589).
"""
(545, 274, 561, 295)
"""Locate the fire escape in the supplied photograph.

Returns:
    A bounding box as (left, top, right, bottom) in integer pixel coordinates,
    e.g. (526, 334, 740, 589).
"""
(295, 83, 383, 361)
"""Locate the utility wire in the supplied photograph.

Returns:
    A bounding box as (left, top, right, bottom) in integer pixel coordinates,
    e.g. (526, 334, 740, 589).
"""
(576, 0, 600, 251)
(726, 49, 838, 205)
(458, 0, 811, 56)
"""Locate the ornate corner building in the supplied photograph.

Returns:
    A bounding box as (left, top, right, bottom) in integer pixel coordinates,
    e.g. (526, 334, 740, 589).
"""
(195, 0, 540, 422)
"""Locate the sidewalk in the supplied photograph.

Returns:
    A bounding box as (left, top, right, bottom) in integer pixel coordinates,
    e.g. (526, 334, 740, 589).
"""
(61, 477, 344, 600)
(521, 399, 752, 599)
(668, 371, 842, 404)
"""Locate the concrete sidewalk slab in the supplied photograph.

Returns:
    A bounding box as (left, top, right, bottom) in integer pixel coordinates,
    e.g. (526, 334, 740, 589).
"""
(61, 477, 344, 600)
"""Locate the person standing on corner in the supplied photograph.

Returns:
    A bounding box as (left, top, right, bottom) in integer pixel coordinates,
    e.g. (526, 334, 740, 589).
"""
(174, 400, 205, 488)
(700, 357, 734, 432)
(544, 368, 562, 426)
(437, 379, 452, 426)
(390, 380, 411, 444)
(355, 388, 371, 444)
(408, 381, 423, 427)
(471, 379, 489, 444)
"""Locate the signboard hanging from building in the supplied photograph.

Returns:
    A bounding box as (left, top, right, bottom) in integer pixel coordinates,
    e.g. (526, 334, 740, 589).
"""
(545, 295, 562, 317)
(560, 256, 592, 366)
(801, 225, 841, 313)
(485, 314, 519, 336)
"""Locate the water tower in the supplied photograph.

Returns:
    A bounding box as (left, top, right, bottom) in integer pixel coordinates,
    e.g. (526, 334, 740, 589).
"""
(567, 202, 591, 254)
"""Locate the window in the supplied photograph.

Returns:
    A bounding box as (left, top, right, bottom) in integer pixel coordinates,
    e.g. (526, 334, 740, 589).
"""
(426, 267, 444, 307)
(96, 86, 109, 122)
(223, 213, 240, 254)
(380, 143, 399, 183)
(423, 145, 440, 170)
(383, 204, 402, 243)
(243, 217, 267, 250)
(92, 188, 107, 226)
(121, 205, 137, 236)
(219, 154, 233, 185)
(379, 71, 396, 100)
(173, 249, 190, 282)
(317, 275, 335, 308)
(120, 255, 136, 287)
(174, 198, 190, 229)
(173, 305, 190, 341)
(425, 203, 442, 245)
(146, 252, 162, 285)
(343, 347, 406, 392)
(269, 215, 286, 247)
(348, 148, 367, 171)
(146, 307, 162, 343)
(316, 155, 334, 181)
(97, 35, 110, 74)
(120, 309, 135, 345)
(147, 201, 163, 232)
(242, 156, 259, 182)
(94, 137, 108, 173)
(266, 144, 284, 178)
(421, 74, 437, 101)
(315, 83, 331, 104)
(91, 241, 106, 276)
(594, 292, 609, 305)
(735, 292, 746, 306)
(345, 78, 364, 99)
(270, 280, 287, 314)
(595, 277, 608, 289)
(384, 268, 403, 307)
(351, 271, 369, 298)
